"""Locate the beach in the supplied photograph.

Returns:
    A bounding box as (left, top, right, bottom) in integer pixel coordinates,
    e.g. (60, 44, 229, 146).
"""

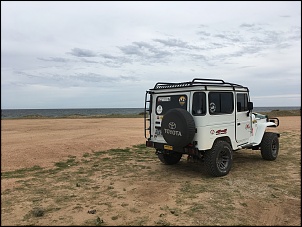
(1, 116, 301, 226)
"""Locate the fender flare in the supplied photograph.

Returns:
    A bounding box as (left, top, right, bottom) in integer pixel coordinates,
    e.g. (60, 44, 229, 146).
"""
(253, 122, 278, 145)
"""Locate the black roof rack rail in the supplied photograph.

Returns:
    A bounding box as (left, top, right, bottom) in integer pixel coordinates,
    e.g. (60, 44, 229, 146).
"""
(192, 78, 225, 83)
(152, 78, 248, 90)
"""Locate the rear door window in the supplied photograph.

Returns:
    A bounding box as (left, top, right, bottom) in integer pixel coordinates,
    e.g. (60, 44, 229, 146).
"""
(156, 95, 187, 115)
(192, 92, 206, 116)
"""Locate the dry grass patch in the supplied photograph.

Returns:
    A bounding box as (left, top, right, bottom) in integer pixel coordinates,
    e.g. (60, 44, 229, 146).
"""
(1, 131, 301, 226)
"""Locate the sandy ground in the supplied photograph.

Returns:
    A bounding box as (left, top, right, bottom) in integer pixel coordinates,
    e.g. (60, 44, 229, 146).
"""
(1, 118, 145, 172)
(1, 116, 300, 172)
(1, 116, 301, 226)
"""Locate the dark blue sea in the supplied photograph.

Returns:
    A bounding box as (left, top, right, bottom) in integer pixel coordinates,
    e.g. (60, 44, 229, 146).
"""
(1, 107, 300, 119)
(1, 108, 145, 119)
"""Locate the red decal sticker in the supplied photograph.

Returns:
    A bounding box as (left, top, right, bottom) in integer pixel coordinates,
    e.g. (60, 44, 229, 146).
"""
(216, 128, 227, 135)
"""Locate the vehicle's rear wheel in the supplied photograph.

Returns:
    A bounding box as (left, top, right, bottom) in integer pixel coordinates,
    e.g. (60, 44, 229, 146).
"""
(157, 151, 182, 165)
(204, 140, 233, 177)
(260, 132, 279, 160)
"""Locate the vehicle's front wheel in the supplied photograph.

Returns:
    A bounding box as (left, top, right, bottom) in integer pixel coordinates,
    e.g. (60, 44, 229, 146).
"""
(260, 132, 279, 160)
(157, 151, 182, 165)
(204, 140, 233, 177)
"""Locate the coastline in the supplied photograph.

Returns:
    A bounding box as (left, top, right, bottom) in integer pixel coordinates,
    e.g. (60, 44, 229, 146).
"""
(1, 109, 301, 120)
(1, 107, 300, 119)
(1, 113, 145, 120)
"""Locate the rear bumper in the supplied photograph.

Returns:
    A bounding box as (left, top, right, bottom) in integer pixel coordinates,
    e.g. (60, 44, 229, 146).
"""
(146, 140, 181, 150)
(146, 141, 197, 154)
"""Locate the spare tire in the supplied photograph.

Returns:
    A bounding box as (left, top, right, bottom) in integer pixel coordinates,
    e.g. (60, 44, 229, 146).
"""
(161, 108, 195, 147)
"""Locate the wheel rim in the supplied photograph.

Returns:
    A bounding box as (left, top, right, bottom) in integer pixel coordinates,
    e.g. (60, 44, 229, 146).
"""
(216, 149, 230, 170)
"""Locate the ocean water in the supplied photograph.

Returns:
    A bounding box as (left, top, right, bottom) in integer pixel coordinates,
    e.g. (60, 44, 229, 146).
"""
(1, 108, 145, 119)
(1, 106, 300, 119)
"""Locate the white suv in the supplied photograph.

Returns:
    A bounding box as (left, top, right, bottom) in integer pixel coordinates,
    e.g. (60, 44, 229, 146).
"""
(144, 78, 280, 177)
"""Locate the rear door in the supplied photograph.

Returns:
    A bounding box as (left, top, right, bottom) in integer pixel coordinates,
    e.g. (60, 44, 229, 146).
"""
(151, 92, 191, 143)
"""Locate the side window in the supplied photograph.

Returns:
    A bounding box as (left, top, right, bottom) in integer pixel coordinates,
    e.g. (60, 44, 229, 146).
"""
(192, 92, 206, 116)
(237, 93, 248, 112)
(209, 92, 233, 114)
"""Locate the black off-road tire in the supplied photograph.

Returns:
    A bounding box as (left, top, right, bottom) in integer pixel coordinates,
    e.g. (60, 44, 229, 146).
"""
(157, 152, 182, 165)
(161, 108, 195, 147)
(204, 140, 233, 177)
(260, 132, 279, 161)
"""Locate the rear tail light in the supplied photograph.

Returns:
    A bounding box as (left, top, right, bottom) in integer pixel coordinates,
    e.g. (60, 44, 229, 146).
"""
(146, 141, 154, 147)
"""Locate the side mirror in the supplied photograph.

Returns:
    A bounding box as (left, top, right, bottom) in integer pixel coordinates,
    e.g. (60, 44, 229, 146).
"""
(247, 102, 253, 111)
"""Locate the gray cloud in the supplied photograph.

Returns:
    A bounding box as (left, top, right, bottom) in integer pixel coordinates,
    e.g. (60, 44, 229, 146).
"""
(65, 73, 138, 86)
(118, 41, 171, 63)
(68, 48, 97, 57)
(288, 26, 301, 41)
(73, 73, 114, 83)
(100, 54, 121, 60)
(119, 45, 141, 56)
(99, 53, 132, 67)
(37, 23, 301, 71)
(197, 31, 211, 36)
(12, 70, 138, 88)
(240, 23, 255, 28)
(153, 38, 188, 48)
(37, 57, 71, 63)
(153, 38, 202, 50)
(2, 1, 300, 108)
(214, 33, 241, 43)
(81, 58, 99, 64)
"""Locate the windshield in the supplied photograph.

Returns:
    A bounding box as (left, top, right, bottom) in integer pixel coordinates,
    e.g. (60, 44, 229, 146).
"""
(253, 112, 267, 119)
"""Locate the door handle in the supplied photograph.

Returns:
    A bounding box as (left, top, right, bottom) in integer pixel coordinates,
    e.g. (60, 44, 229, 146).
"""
(237, 123, 241, 126)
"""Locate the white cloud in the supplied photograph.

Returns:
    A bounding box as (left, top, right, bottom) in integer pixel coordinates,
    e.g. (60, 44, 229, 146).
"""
(1, 1, 301, 108)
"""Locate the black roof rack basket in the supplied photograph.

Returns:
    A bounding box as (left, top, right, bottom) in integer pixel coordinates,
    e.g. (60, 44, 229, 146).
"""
(153, 78, 247, 90)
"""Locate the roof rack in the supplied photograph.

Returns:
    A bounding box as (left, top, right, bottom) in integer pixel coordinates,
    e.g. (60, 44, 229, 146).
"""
(152, 78, 247, 90)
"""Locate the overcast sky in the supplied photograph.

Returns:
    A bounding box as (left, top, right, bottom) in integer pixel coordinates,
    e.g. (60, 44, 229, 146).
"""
(1, 1, 301, 109)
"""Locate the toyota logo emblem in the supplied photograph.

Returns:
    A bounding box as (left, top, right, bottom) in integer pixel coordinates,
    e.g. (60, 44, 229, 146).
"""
(168, 122, 176, 129)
